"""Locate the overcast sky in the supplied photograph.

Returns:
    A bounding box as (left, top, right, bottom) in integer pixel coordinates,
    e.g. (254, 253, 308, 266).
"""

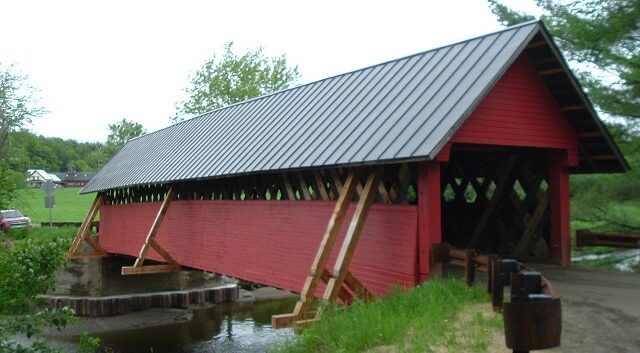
(1, 0, 540, 143)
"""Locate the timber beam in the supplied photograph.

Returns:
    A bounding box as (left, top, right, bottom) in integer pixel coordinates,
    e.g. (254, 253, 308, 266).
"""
(121, 186, 182, 275)
(272, 169, 379, 329)
(68, 194, 108, 259)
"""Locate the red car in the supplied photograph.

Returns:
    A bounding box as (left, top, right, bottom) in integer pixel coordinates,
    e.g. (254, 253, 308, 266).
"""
(0, 209, 32, 232)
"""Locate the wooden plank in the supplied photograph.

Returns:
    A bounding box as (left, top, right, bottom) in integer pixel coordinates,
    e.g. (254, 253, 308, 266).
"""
(377, 182, 390, 204)
(289, 171, 360, 320)
(296, 172, 313, 200)
(469, 154, 519, 247)
(323, 170, 380, 303)
(344, 271, 373, 301)
(272, 314, 296, 329)
(69, 194, 103, 254)
(121, 264, 181, 275)
(133, 186, 176, 267)
(151, 240, 179, 265)
(538, 67, 564, 76)
(312, 170, 330, 200)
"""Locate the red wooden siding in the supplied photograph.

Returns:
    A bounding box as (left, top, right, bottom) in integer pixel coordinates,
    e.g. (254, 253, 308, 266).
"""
(448, 54, 578, 164)
(99, 200, 418, 296)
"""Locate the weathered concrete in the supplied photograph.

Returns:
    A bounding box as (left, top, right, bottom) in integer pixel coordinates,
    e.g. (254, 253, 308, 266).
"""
(54, 255, 207, 297)
(44, 284, 238, 317)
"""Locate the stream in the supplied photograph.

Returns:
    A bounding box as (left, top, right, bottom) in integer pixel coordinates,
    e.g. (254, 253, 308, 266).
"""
(49, 298, 297, 353)
(572, 248, 640, 271)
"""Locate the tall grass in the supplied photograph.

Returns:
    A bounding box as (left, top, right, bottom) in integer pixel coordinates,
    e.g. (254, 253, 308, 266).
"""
(272, 278, 501, 353)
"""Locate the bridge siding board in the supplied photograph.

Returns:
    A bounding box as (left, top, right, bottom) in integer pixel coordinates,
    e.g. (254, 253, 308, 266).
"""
(450, 54, 578, 165)
(99, 200, 417, 296)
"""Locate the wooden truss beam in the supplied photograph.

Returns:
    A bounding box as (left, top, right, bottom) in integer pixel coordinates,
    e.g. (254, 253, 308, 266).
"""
(68, 194, 108, 259)
(122, 186, 182, 275)
(469, 154, 519, 247)
(272, 169, 379, 329)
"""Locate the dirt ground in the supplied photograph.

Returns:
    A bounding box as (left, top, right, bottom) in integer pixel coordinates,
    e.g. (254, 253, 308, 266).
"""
(528, 264, 640, 353)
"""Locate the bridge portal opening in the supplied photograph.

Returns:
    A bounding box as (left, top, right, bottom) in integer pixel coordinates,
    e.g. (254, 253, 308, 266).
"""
(440, 145, 554, 262)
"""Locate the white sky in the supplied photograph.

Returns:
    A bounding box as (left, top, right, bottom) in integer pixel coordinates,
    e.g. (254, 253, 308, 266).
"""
(1, 0, 541, 143)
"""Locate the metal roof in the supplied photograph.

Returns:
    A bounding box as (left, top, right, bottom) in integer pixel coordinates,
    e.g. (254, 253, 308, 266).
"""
(82, 21, 626, 194)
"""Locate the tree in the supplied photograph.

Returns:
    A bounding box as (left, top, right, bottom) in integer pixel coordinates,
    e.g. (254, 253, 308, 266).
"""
(106, 118, 146, 148)
(172, 42, 300, 122)
(88, 119, 146, 169)
(488, 0, 640, 119)
(0, 63, 44, 155)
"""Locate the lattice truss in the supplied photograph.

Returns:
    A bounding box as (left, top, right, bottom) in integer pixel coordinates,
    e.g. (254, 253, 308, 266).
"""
(102, 163, 418, 205)
(441, 148, 551, 260)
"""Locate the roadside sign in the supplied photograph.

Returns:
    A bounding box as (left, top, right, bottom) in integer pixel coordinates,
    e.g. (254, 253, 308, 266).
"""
(45, 195, 56, 209)
(41, 180, 55, 195)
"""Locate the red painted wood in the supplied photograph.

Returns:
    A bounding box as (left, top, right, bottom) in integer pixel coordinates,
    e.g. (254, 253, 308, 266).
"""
(450, 54, 578, 166)
(100, 200, 417, 296)
(549, 150, 571, 267)
(418, 161, 441, 281)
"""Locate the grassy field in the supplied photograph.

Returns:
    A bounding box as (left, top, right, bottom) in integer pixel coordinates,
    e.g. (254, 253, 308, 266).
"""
(13, 188, 95, 224)
(271, 279, 502, 353)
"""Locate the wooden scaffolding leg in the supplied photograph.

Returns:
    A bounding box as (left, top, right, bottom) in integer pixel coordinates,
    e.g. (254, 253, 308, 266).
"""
(272, 171, 360, 328)
(122, 186, 182, 275)
(68, 194, 108, 259)
(323, 171, 380, 303)
(272, 170, 378, 329)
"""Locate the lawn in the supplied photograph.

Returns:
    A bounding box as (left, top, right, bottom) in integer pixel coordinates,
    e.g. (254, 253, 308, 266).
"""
(271, 279, 502, 353)
(13, 187, 95, 224)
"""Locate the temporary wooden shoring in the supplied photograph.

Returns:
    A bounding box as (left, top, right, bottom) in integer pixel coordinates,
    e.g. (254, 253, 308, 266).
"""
(68, 194, 108, 259)
(122, 186, 181, 275)
(272, 170, 378, 329)
(324, 171, 380, 302)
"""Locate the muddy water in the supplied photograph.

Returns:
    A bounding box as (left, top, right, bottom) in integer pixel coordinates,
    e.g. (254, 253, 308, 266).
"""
(90, 299, 296, 353)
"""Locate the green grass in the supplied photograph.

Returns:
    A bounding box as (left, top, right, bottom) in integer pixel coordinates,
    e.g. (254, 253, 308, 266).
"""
(12, 188, 95, 223)
(271, 279, 502, 353)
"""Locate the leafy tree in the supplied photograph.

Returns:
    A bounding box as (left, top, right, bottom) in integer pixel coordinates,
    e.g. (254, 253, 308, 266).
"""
(106, 118, 146, 148)
(0, 230, 76, 353)
(172, 42, 300, 122)
(488, 0, 640, 119)
(0, 63, 44, 155)
(88, 119, 146, 168)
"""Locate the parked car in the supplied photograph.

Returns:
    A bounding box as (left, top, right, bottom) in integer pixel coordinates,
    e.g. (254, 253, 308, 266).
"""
(0, 209, 32, 232)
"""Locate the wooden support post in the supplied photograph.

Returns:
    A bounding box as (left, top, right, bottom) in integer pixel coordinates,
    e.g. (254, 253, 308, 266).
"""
(418, 161, 442, 282)
(272, 171, 361, 329)
(323, 170, 380, 303)
(463, 249, 476, 286)
(68, 194, 108, 259)
(122, 186, 182, 275)
(549, 151, 571, 267)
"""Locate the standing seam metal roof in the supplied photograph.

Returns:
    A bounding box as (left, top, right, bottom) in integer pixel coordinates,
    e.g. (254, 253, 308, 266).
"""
(82, 21, 603, 193)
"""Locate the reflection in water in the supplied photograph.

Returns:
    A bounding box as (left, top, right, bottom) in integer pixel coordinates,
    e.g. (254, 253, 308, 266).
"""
(97, 299, 296, 353)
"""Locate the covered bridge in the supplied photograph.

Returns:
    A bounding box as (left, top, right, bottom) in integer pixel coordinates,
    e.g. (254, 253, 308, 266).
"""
(70, 21, 627, 324)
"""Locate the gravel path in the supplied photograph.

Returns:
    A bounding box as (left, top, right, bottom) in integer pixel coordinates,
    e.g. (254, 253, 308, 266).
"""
(534, 264, 640, 353)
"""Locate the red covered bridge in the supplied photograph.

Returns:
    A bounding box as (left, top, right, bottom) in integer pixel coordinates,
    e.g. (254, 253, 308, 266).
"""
(69, 21, 627, 326)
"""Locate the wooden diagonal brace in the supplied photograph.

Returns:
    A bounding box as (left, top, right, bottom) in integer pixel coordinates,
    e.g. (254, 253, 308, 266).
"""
(323, 171, 380, 302)
(122, 186, 181, 275)
(68, 194, 108, 259)
(272, 170, 368, 329)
